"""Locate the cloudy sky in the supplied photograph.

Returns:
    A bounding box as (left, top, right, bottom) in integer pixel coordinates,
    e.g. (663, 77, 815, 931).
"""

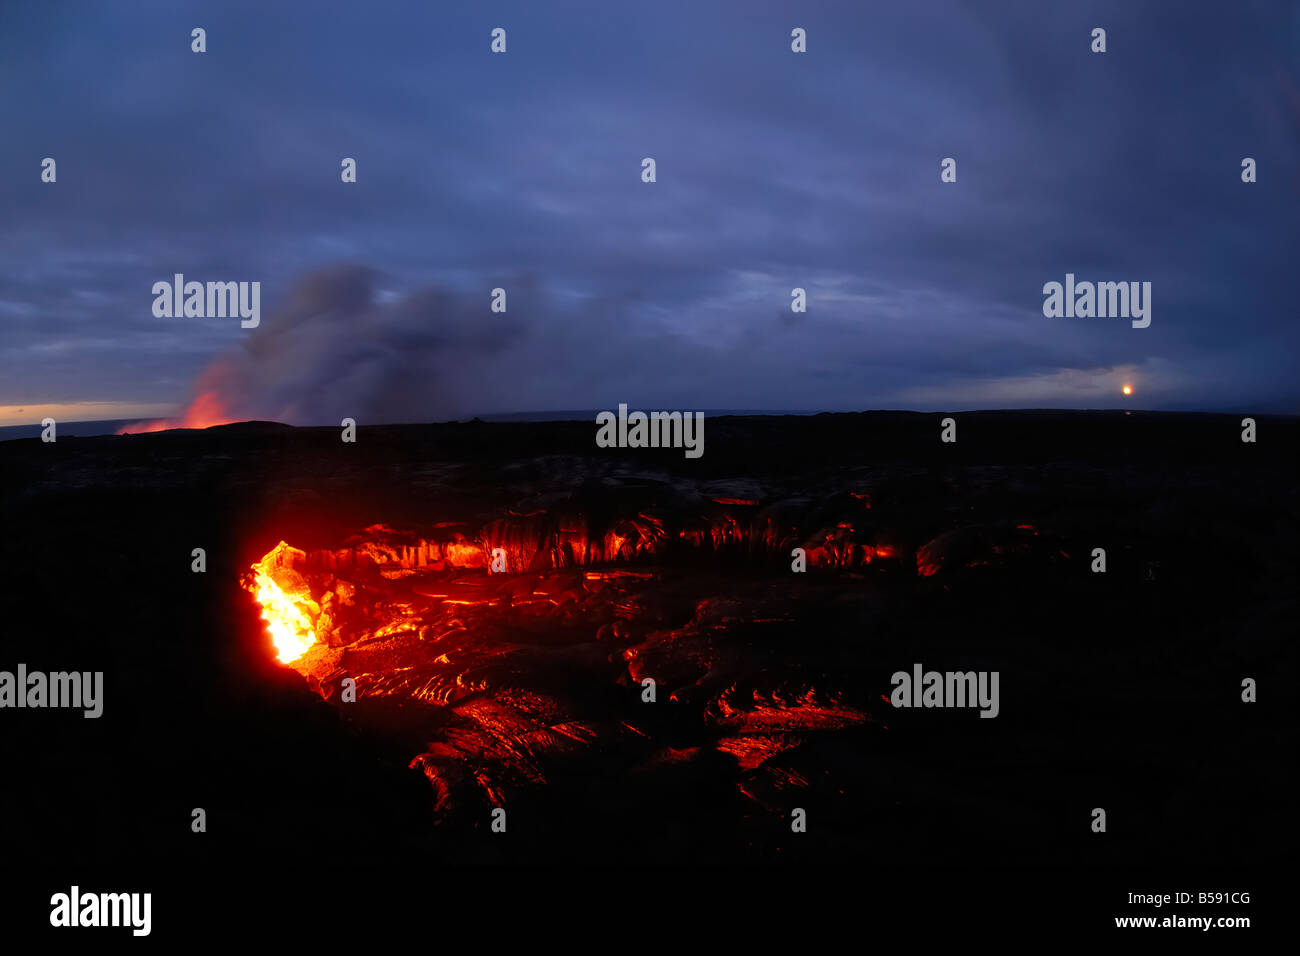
(1, 0, 1297, 428)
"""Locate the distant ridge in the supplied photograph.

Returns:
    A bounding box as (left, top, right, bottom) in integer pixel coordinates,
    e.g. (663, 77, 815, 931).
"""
(4, 408, 1295, 442)
(0, 418, 298, 441)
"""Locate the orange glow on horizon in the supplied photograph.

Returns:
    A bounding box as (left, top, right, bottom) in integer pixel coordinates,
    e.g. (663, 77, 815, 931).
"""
(116, 390, 235, 434)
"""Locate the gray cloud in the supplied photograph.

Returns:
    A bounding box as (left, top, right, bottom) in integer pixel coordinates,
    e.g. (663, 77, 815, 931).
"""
(1, 0, 1297, 419)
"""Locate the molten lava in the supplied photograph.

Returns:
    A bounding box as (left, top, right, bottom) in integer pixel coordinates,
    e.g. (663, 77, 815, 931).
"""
(245, 542, 318, 663)
(235, 488, 1073, 828)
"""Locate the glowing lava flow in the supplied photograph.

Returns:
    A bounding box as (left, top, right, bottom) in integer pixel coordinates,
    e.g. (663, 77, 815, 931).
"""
(246, 542, 318, 663)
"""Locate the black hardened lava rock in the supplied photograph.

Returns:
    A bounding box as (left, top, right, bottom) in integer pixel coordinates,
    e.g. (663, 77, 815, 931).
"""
(1, 411, 1295, 874)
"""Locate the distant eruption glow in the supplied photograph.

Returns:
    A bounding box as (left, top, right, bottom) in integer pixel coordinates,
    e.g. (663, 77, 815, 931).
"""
(116, 390, 234, 434)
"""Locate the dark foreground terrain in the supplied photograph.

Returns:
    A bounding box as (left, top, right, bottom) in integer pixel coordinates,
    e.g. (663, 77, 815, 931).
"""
(0, 411, 1294, 929)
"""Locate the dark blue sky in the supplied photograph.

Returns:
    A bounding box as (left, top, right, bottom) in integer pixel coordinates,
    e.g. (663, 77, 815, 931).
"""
(2, 0, 1297, 426)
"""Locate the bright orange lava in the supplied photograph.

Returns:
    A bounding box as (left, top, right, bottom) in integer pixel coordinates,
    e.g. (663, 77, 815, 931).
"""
(246, 542, 318, 663)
